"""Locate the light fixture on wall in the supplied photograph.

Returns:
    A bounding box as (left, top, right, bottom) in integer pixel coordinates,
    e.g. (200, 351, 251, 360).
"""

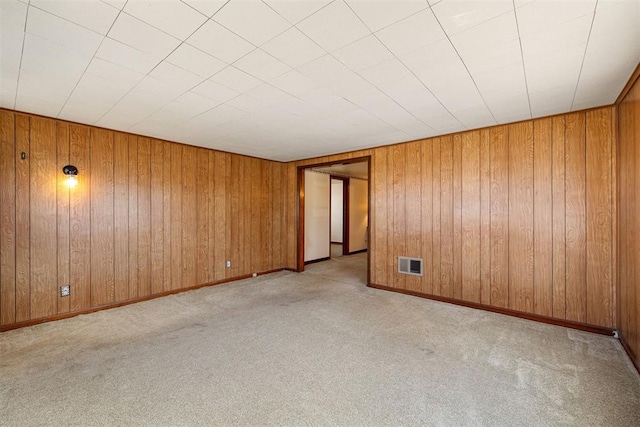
(62, 165, 78, 188)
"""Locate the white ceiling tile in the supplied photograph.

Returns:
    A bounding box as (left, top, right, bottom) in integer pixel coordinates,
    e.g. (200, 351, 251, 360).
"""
(345, 0, 429, 32)
(297, 0, 370, 52)
(102, 0, 127, 10)
(181, 0, 227, 18)
(124, 0, 208, 40)
(432, 0, 513, 35)
(261, 27, 325, 68)
(449, 11, 518, 58)
(516, 0, 596, 36)
(20, 33, 93, 82)
(191, 104, 248, 129)
(0, 0, 27, 108)
(263, 0, 332, 25)
(30, 0, 119, 35)
(148, 60, 204, 91)
(209, 66, 262, 93)
(233, 49, 291, 82)
(135, 76, 186, 102)
(26, 6, 104, 55)
(458, 39, 521, 76)
(186, 20, 255, 63)
(270, 70, 318, 97)
(375, 8, 446, 57)
(191, 79, 239, 105)
(333, 35, 394, 72)
(175, 91, 223, 114)
(107, 12, 181, 57)
(96, 37, 162, 74)
(165, 43, 227, 78)
(224, 94, 269, 114)
(212, 0, 290, 46)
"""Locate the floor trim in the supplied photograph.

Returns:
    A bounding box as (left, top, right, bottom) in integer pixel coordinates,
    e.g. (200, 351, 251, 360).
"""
(304, 257, 330, 265)
(368, 283, 615, 336)
(0, 268, 285, 333)
(619, 335, 640, 374)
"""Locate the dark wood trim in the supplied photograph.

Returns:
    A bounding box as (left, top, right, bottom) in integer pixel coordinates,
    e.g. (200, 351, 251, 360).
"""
(304, 256, 330, 265)
(296, 166, 305, 272)
(0, 268, 286, 333)
(368, 283, 615, 336)
(347, 249, 367, 255)
(330, 241, 343, 245)
(619, 335, 640, 374)
(284, 267, 301, 273)
(615, 61, 640, 104)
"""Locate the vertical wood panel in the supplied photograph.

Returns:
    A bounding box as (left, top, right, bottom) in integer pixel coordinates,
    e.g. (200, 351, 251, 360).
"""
(230, 156, 241, 278)
(421, 139, 433, 295)
(70, 125, 90, 312)
(208, 151, 216, 283)
(90, 128, 115, 307)
(392, 144, 406, 289)
(196, 148, 210, 284)
(534, 118, 553, 317)
(440, 136, 453, 298)
(113, 133, 129, 302)
(181, 145, 197, 287)
(56, 123, 70, 315)
(213, 151, 227, 281)
(137, 138, 151, 297)
(30, 117, 57, 319)
(432, 139, 441, 295)
(552, 116, 567, 319)
(15, 115, 30, 321)
(586, 109, 612, 327)
(162, 142, 172, 291)
(479, 130, 491, 305)
(127, 136, 138, 298)
(508, 122, 534, 313)
(405, 141, 421, 292)
(461, 131, 481, 303)
(565, 113, 587, 323)
(372, 150, 387, 286)
(490, 126, 509, 308)
(150, 139, 164, 295)
(453, 134, 462, 300)
(170, 144, 182, 290)
(0, 111, 16, 325)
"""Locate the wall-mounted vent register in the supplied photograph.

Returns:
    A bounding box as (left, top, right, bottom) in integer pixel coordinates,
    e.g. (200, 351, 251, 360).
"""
(398, 257, 423, 276)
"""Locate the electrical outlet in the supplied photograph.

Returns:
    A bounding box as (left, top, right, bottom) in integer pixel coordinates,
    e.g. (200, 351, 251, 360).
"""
(226, 260, 231, 268)
(60, 285, 70, 297)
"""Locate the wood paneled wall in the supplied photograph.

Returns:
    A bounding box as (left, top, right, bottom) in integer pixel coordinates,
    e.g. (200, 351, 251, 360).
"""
(618, 73, 640, 369)
(285, 107, 617, 329)
(0, 110, 284, 328)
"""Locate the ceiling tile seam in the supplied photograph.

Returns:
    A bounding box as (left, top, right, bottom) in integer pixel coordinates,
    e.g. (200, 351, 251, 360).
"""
(12, 4, 29, 110)
(337, 1, 440, 133)
(178, 0, 224, 20)
(512, 0, 533, 119)
(343, 4, 464, 130)
(269, 0, 338, 26)
(26, 2, 117, 37)
(429, 3, 498, 125)
(56, 4, 128, 119)
(95, 8, 242, 129)
(569, 2, 598, 111)
(343, 0, 432, 34)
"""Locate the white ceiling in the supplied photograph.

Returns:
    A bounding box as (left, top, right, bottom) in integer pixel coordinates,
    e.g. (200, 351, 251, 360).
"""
(1, 0, 638, 161)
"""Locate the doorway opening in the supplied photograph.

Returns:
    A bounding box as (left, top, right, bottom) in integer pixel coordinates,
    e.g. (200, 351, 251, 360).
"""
(297, 156, 371, 284)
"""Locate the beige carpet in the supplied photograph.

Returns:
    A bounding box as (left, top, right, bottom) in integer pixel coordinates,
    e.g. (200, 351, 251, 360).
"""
(1, 253, 639, 426)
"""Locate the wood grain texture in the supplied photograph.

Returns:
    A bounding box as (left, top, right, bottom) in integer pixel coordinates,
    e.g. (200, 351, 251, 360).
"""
(0, 111, 16, 325)
(150, 139, 165, 295)
(490, 126, 509, 308)
(404, 141, 421, 292)
(213, 151, 228, 282)
(113, 133, 129, 302)
(479, 130, 491, 305)
(461, 131, 481, 303)
(421, 139, 433, 295)
(56, 123, 70, 315)
(170, 143, 182, 290)
(162, 142, 172, 291)
(137, 138, 151, 297)
(70, 125, 91, 312)
(432, 139, 442, 296)
(29, 117, 57, 319)
(90, 128, 115, 307)
(392, 144, 406, 289)
(15, 115, 30, 322)
(196, 148, 210, 285)
(534, 118, 553, 317)
(440, 136, 454, 298)
(453, 134, 462, 300)
(565, 113, 587, 323)
(127, 136, 139, 298)
(552, 116, 567, 319)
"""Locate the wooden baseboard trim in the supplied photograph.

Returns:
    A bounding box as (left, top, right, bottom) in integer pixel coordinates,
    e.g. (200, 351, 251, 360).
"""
(284, 267, 300, 273)
(330, 241, 343, 245)
(0, 268, 286, 333)
(304, 257, 330, 265)
(368, 283, 615, 336)
(619, 334, 640, 374)
(347, 249, 367, 255)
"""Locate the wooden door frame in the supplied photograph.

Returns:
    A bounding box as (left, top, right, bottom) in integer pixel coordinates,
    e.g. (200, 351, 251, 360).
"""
(329, 175, 349, 256)
(296, 156, 371, 285)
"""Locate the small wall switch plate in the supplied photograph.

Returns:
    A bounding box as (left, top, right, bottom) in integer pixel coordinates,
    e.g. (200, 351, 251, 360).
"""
(60, 285, 70, 297)
(226, 260, 232, 268)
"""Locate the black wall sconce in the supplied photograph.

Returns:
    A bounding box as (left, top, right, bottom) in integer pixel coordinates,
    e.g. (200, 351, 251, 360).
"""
(62, 164, 78, 188)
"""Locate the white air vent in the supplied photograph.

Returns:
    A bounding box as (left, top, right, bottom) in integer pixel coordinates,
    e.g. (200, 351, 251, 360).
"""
(398, 257, 423, 276)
